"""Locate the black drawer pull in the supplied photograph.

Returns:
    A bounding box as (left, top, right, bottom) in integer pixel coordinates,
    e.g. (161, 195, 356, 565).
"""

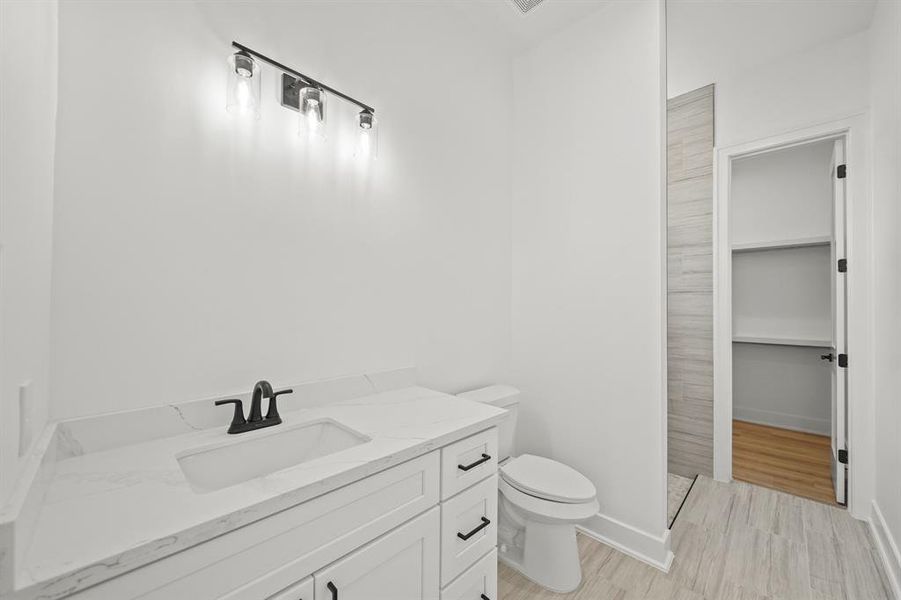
(457, 517, 491, 541)
(458, 453, 491, 472)
(481, 596, 491, 600)
(327, 581, 338, 600)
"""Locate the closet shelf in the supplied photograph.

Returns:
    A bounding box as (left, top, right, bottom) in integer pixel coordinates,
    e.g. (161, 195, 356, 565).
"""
(731, 235, 831, 253)
(732, 334, 832, 348)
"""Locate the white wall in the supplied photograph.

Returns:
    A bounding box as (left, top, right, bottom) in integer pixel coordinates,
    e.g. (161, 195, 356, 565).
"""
(731, 141, 834, 245)
(730, 141, 834, 343)
(733, 344, 831, 435)
(512, 0, 668, 562)
(667, 1, 872, 148)
(667, 0, 875, 101)
(49, 1, 513, 419)
(869, 0, 901, 589)
(715, 31, 870, 148)
(0, 0, 58, 504)
(732, 247, 832, 343)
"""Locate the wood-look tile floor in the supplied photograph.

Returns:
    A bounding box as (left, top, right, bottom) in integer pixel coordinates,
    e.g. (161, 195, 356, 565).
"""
(732, 420, 836, 505)
(499, 476, 892, 600)
(668, 473, 695, 527)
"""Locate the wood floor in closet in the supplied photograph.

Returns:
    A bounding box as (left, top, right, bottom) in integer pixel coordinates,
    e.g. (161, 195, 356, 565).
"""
(732, 420, 836, 505)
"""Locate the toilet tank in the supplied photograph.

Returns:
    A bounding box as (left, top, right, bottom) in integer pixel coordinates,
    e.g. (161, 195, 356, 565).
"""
(457, 385, 520, 462)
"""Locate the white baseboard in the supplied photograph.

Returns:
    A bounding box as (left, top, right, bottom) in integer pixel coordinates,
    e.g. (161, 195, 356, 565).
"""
(577, 512, 673, 572)
(870, 501, 901, 599)
(733, 407, 829, 436)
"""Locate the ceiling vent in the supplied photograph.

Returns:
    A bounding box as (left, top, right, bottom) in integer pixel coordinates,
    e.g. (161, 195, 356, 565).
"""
(510, 0, 547, 15)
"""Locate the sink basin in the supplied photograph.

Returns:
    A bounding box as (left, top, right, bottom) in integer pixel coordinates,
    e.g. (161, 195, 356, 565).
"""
(176, 418, 370, 493)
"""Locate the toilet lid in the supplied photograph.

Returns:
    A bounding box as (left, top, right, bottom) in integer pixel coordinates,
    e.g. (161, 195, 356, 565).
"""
(500, 454, 596, 504)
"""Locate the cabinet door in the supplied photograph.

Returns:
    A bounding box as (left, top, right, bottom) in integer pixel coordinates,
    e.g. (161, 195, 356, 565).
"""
(268, 577, 313, 600)
(314, 507, 440, 600)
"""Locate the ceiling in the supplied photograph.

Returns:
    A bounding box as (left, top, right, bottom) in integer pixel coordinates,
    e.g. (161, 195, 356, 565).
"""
(451, 0, 612, 54)
(668, 0, 878, 97)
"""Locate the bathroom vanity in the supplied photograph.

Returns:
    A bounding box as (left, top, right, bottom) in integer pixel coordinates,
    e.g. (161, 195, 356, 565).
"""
(0, 378, 505, 600)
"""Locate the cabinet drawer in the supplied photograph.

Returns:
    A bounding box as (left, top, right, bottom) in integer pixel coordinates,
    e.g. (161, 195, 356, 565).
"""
(440, 474, 497, 586)
(440, 549, 497, 600)
(440, 428, 498, 500)
(267, 576, 313, 600)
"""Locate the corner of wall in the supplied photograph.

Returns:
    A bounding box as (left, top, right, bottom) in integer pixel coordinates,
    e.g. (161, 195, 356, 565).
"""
(0, 0, 59, 507)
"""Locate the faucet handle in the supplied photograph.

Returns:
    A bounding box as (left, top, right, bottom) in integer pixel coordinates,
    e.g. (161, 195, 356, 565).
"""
(266, 388, 293, 421)
(215, 399, 246, 433)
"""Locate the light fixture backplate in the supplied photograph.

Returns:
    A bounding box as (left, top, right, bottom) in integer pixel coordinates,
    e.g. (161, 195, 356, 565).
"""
(280, 73, 302, 112)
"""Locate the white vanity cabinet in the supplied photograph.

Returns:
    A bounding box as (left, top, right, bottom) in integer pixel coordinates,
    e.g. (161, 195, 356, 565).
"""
(64, 428, 498, 600)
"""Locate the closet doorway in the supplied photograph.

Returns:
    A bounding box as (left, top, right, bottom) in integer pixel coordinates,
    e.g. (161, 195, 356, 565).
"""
(725, 136, 848, 506)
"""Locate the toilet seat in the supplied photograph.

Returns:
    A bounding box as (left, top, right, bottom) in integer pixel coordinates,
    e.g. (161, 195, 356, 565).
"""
(500, 454, 596, 504)
(499, 478, 599, 523)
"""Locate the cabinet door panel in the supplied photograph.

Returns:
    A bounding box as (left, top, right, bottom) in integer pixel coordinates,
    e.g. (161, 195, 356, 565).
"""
(314, 507, 440, 600)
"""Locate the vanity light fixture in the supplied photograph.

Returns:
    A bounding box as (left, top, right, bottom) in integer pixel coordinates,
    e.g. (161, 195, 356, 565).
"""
(227, 42, 376, 154)
(226, 50, 261, 118)
(355, 110, 378, 159)
(298, 85, 327, 141)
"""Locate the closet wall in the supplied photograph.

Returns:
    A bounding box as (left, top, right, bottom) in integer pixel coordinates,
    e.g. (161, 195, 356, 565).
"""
(731, 141, 834, 435)
(667, 85, 714, 478)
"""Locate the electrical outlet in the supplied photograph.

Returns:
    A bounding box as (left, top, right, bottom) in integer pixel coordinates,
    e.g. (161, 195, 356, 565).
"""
(19, 381, 33, 456)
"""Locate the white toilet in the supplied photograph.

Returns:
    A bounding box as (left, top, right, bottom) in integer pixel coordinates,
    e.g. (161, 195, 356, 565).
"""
(458, 385, 599, 593)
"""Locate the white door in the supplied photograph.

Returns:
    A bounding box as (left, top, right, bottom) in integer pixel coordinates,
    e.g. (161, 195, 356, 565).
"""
(830, 139, 848, 505)
(314, 507, 440, 600)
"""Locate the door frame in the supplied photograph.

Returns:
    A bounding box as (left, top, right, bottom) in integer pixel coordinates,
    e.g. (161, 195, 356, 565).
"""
(712, 113, 874, 518)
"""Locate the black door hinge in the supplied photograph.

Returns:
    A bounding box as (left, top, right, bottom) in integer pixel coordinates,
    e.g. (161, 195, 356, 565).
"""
(838, 449, 848, 464)
(838, 258, 847, 273)
(838, 353, 848, 368)
(837, 164, 847, 179)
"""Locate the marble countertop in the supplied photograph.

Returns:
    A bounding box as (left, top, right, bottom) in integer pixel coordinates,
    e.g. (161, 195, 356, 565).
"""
(11, 386, 505, 600)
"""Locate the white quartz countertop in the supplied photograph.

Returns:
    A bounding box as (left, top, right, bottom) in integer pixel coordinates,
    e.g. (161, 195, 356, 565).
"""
(13, 386, 505, 599)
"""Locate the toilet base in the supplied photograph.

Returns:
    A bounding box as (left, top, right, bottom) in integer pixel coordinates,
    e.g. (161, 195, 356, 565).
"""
(498, 520, 582, 593)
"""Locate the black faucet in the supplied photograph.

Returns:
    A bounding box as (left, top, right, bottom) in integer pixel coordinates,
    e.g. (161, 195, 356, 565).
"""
(215, 380, 293, 434)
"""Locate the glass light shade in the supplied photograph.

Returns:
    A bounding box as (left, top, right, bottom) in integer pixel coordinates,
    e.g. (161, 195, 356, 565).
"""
(226, 52, 261, 119)
(298, 87, 327, 140)
(355, 111, 378, 159)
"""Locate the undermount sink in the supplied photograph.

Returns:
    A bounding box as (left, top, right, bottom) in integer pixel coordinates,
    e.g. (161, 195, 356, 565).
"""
(176, 418, 370, 493)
